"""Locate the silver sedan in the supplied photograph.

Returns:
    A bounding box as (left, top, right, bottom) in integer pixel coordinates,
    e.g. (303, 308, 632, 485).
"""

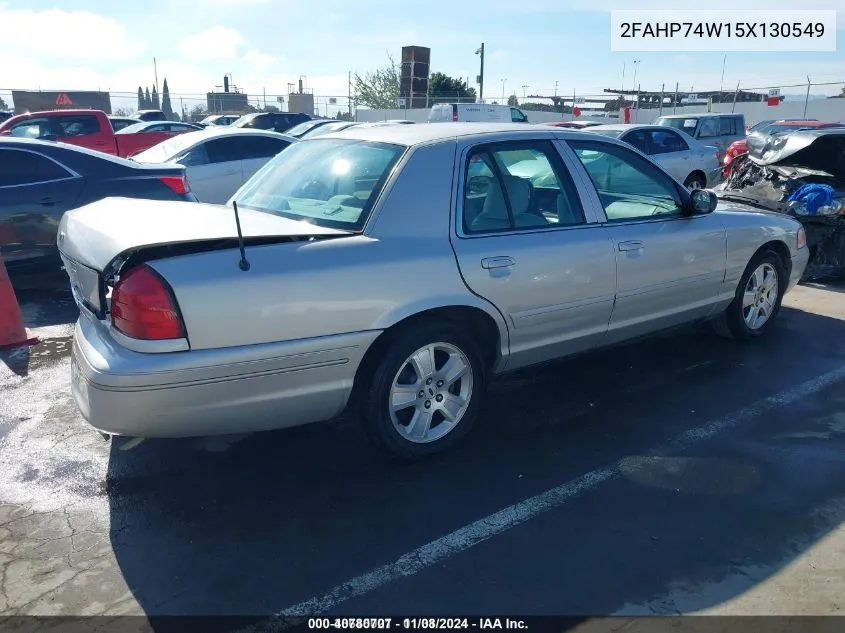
(586, 123, 721, 190)
(58, 123, 809, 459)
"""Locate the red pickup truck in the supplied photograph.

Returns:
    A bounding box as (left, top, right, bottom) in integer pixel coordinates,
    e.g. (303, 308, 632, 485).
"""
(0, 109, 186, 158)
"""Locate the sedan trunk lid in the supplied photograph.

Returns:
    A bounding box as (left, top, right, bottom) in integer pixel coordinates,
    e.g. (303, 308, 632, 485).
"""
(57, 197, 349, 318)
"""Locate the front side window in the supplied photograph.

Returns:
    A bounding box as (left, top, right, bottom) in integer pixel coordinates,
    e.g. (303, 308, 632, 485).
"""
(0, 150, 71, 186)
(568, 139, 683, 221)
(623, 130, 651, 154)
(698, 118, 720, 138)
(462, 141, 585, 234)
(233, 139, 405, 231)
(203, 138, 242, 163)
(510, 108, 527, 123)
(10, 118, 50, 138)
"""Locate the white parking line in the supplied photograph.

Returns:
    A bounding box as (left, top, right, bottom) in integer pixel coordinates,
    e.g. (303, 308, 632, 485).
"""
(260, 364, 845, 622)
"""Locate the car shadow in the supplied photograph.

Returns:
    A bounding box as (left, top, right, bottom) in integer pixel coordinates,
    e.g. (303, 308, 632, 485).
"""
(0, 345, 31, 377)
(801, 278, 845, 295)
(106, 304, 845, 620)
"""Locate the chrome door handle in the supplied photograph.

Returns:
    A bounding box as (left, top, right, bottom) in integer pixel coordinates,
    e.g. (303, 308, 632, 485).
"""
(481, 256, 515, 269)
(618, 240, 644, 252)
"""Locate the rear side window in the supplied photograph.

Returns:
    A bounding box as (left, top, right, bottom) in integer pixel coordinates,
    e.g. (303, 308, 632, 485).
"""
(203, 137, 242, 163)
(649, 130, 688, 154)
(238, 135, 291, 159)
(720, 117, 736, 135)
(56, 115, 100, 137)
(0, 149, 72, 186)
(462, 141, 585, 234)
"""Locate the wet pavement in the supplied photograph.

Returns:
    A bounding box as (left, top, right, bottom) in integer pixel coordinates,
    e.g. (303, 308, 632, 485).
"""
(2, 273, 845, 620)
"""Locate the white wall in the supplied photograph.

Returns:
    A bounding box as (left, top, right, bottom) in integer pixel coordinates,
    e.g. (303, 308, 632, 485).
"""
(356, 97, 845, 127)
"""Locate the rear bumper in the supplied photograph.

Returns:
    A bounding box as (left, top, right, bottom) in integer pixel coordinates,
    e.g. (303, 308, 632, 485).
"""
(71, 315, 380, 438)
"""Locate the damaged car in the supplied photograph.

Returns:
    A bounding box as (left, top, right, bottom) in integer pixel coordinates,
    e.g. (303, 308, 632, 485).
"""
(717, 128, 845, 281)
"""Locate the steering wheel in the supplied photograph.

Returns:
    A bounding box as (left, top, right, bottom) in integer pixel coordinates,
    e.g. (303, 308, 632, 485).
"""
(299, 180, 332, 200)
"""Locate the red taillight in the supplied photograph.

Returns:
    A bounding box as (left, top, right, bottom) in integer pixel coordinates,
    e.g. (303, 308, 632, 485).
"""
(111, 265, 185, 341)
(159, 175, 190, 195)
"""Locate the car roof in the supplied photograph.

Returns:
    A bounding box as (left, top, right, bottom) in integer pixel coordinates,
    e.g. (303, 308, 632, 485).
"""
(0, 135, 143, 165)
(318, 122, 570, 146)
(658, 113, 740, 119)
(174, 126, 296, 142)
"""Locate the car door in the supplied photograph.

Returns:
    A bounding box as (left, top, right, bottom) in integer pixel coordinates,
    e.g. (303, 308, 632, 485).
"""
(237, 135, 292, 183)
(565, 138, 727, 344)
(645, 128, 692, 182)
(185, 137, 244, 204)
(695, 117, 726, 158)
(449, 139, 617, 370)
(0, 148, 85, 271)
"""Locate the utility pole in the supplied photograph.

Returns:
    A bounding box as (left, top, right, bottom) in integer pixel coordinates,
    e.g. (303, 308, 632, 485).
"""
(522, 84, 529, 99)
(719, 54, 727, 102)
(501, 78, 507, 102)
(348, 70, 352, 119)
(153, 57, 159, 98)
(476, 43, 485, 103)
(554, 80, 559, 97)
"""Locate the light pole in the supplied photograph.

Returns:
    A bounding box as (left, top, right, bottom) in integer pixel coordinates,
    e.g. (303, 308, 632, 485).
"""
(522, 84, 529, 99)
(554, 80, 558, 97)
(632, 59, 641, 112)
(501, 78, 507, 102)
(475, 44, 485, 103)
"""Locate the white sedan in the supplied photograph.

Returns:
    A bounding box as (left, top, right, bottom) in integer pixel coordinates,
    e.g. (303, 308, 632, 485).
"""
(586, 124, 721, 190)
(132, 127, 296, 204)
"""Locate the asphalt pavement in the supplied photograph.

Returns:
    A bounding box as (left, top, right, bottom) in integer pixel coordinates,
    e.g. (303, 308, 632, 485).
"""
(2, 273, 845, 622)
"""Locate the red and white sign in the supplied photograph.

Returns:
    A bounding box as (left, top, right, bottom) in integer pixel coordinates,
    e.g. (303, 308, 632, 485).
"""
(767, 88, 780, 107)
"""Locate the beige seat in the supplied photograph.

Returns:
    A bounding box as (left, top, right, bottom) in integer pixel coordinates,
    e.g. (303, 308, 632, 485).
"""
(471, 175, 549, 232)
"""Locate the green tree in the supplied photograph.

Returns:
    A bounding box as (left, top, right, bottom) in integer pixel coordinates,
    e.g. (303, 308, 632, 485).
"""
(428, 72, 476, 104)
(188, 104, 208, 122)
(507, 94, 519, 107)
(840, 85, 845, 97)
(144, 87, 152, 109)
(137, 87, 144, 110)
(161, 79, 174, 119)
(114, 107, 135, 117)
(151, 86, 160, 109)
(353, 55, 400, 109)
(262, 104, 280, 113)
(0, 95, 9, 110)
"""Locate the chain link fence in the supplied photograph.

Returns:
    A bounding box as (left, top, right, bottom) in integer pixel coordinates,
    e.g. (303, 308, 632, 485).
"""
(1, 80, 843, 125)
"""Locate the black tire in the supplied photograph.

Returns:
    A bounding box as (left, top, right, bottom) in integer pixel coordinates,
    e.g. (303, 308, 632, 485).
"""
(684, 173, 706, 190)
(713, 250, 786, 340)
(359, 320, 487, 461)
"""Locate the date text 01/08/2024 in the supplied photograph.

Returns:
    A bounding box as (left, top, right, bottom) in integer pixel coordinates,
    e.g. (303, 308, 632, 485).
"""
(306, 618, 529, 630)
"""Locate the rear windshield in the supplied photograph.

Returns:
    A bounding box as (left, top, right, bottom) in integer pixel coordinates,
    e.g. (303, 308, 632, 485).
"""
(656, 117, 698, 134)
(233, 138, 405, 231)
(587, 129, 623, 138)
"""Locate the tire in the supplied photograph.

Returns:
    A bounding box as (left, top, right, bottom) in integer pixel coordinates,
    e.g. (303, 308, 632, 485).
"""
(713, 250, 786, 340)
(684, 173, 706, 190)
(359, 320, 487, 460)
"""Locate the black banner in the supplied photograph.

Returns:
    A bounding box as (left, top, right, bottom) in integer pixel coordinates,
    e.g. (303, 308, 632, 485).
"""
(2, 616, 845, 633)
(10, 90, 112, 114)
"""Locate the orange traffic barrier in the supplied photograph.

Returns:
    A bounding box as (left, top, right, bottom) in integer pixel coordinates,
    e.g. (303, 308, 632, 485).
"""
(0, 252, 38, 349)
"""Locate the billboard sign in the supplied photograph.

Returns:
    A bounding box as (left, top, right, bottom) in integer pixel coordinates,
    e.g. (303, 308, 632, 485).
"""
(11, 90, 112, 114)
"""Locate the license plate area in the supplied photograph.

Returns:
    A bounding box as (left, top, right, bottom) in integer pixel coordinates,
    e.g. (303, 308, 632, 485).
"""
(62, 255, 105, 319)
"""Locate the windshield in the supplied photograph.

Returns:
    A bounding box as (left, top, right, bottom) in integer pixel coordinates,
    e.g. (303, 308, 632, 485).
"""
(232, 138, 405, 231)
(656, 117, 698, 134)
(133, 131, 201, 163)
(115, 122, 150, 135)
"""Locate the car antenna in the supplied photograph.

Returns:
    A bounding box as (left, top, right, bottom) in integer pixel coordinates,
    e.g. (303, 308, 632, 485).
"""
(232, 200, 251, 271)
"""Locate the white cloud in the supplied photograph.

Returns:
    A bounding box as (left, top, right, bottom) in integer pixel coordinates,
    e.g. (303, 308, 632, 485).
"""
(0, 7, 145, 61)
(177, 26, 244, 60)
(242, 49, 279, 72)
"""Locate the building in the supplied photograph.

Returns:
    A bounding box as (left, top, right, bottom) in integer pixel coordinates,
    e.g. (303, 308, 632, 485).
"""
(206, 75, 250, 114)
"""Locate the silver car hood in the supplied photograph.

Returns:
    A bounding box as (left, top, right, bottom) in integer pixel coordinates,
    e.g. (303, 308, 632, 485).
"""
(58, 197, 348, 273)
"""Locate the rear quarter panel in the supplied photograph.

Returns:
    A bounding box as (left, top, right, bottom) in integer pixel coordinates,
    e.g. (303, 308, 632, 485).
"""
(149, 141, 510, 361)
(716, 204, 802, 294)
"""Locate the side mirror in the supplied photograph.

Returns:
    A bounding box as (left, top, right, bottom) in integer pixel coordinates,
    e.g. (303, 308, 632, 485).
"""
(690, 188, 718, 214)
(39, 134, 59, 142)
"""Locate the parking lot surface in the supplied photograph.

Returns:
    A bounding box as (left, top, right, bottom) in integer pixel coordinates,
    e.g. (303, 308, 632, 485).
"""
(1, 275, 845, 618)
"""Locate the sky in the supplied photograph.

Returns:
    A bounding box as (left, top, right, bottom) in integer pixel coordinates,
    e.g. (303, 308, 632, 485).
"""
(1, 0, 843, 113)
